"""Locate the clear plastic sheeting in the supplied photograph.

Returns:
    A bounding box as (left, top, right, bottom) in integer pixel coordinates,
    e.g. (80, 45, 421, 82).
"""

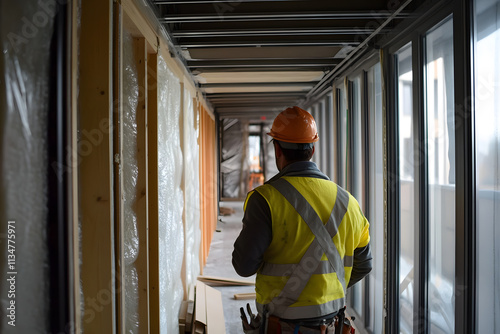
(263, 123, 279, 181)
(157, 55, 184, 334)
(122, 30, 140, 334)
(0, 1, 54, 333)
(221, 119, 249, 198)
(182, 88, 201, 290)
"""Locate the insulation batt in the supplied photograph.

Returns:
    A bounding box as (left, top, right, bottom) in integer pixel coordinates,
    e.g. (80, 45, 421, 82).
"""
(157, 55, 184, 334)
(182, 88, 201, 293)
(122, 30, 140, 334)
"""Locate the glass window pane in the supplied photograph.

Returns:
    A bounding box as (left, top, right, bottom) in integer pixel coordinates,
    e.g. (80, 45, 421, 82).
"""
(319, 100, 327, 173)
(475, 0, 500, 332)
(425, 17, 455, 334)
(327, 93, 335, 179)
(396, 42, 415, 334)
(352, 76, 363, 205)
(338, 85, 348, 188)
(367, 62, 384, 334)
(350, 75, 364, 317)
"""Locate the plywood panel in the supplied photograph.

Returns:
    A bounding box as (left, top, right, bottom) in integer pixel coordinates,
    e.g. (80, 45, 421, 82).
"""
(195, 280, 207, 326)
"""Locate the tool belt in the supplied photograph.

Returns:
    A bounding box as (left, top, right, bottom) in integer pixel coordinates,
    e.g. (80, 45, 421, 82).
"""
(241, 303, 355, 334)
(264, 307, 355, 334)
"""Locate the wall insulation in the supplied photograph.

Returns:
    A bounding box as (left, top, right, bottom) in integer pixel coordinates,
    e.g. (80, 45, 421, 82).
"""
(182, 88, 201, 292)
(0, 1, 54, 332)
(122, 30, 140, 334)
(157, 55, 184, 333)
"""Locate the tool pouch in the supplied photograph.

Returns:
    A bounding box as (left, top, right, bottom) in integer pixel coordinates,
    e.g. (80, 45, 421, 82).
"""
(264, 314, 355, 334)
(334, 317, 355, 334)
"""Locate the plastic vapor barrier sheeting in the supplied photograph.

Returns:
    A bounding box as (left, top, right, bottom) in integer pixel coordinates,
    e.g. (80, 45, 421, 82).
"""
(263, 123, 279, 181)
(182, 89, 201, 290)
(157, 55, 184, 334)
(221, 119, 248, 198)
(0, 1, 54, 332)
(122, 30, 140, 334)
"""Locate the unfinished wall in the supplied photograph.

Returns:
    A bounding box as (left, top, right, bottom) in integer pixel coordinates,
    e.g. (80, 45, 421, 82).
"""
(0, 1, 54, 332)
(76, 1, 218, 332)
(157, 55, 184, 333)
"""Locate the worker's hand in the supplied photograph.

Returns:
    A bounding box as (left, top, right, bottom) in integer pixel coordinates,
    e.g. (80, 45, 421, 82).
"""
(240, 303, 261, 333)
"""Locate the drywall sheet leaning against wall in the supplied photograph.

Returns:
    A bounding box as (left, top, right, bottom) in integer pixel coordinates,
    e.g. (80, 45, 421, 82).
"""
(182, 88, 201, 292)
(0, 1, 54, 332)
(122, 30, 140, 334)
(157, 55, 184, 333)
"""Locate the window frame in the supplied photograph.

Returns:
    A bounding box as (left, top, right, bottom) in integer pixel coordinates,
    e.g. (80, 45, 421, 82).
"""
(382, 0, 476, 332)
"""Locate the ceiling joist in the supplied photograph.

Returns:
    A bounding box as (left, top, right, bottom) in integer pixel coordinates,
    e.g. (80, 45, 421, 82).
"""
(149, 0, 422, 120)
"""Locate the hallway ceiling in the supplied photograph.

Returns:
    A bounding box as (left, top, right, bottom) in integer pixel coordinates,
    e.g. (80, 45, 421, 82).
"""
(149, 0, 422, 120)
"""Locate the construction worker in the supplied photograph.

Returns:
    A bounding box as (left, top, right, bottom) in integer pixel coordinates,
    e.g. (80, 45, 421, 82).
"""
(232, 106, 372, 333)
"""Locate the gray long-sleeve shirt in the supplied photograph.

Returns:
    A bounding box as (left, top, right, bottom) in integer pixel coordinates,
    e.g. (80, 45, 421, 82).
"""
(232, 161, 372, 288)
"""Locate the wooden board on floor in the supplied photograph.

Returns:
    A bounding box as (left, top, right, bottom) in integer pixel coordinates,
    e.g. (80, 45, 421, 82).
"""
(198, 275, 255, 286)
(234, 292, 257, 300)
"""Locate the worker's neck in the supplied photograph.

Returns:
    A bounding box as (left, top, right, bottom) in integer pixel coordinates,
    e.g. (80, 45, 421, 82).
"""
(278, 159, 305, 171)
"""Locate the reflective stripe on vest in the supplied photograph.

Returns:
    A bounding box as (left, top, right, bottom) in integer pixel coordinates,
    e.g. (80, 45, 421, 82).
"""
(265, 177, 350, 317)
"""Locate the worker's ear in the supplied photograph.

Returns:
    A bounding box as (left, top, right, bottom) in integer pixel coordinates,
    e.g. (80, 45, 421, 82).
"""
(311, 145, 315, 155)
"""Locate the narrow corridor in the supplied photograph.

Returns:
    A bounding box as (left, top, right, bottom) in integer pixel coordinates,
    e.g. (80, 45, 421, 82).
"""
(2, 0, 498, 333)
(203, 201, 253, 333)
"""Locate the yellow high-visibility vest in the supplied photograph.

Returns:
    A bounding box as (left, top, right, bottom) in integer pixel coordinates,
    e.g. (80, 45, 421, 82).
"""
(247, 176, 370, 319)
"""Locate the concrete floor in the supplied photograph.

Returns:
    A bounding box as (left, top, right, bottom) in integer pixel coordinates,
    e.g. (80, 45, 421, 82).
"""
(203, 201, 256, 334)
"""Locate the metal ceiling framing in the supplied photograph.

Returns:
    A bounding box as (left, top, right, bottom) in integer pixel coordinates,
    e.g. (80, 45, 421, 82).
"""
(149, 0, 423, 120)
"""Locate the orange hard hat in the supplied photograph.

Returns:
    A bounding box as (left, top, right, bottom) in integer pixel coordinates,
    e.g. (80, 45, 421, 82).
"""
(267, 106, 319, 143)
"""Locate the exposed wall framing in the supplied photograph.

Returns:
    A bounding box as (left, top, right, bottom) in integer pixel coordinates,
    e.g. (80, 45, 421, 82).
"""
(79, 0, 115, 332)
(78, 0, 216, 332)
